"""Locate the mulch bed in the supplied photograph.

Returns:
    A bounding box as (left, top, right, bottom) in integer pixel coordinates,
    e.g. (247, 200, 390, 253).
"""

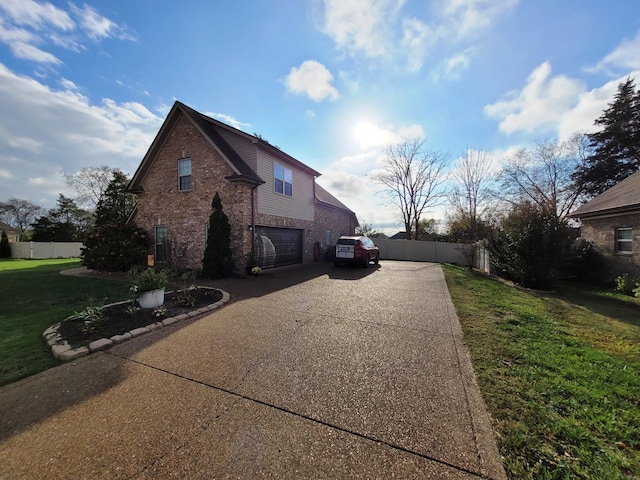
(57, 288, 223, 348)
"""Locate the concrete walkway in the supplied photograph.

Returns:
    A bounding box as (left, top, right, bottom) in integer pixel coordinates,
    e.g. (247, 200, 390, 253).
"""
(0, 260, 506, 479)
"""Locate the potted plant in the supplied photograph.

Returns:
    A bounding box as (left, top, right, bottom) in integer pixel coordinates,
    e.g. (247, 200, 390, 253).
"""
(134, 268, 168, 309)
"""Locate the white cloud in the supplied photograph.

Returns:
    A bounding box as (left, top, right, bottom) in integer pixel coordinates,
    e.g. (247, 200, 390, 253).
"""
(0, 62, 163, 208)
(338, 70, 359, 93)
(320, 0, 517, 74)
(430, 48, 473, 81)
(484, 62, 586, 135)
(0, 0, 74, 31)
(8, 40, 61, 64)
(484, 60, 640, 139)
(436, 0, 519, 42)
(208, 112, 252, 131)
(69, 3, 135, 41)
(0, 1, 134, 67)
(589, 29, 640, 75)
(353, 121, 424, 149)
(284, 60, 339, 102)
(320, 0, 404, 59)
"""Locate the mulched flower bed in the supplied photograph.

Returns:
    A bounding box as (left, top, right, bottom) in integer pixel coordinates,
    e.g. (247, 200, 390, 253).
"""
(57, 288, 223, 348)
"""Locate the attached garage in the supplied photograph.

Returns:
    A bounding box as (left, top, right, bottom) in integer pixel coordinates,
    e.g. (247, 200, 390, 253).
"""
(255, 226, 303, 268)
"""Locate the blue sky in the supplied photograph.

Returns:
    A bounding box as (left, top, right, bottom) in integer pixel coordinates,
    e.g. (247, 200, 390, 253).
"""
(1, 0, 639, 234)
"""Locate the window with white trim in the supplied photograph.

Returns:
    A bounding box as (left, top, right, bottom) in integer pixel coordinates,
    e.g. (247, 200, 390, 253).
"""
(274, 162, 292, 196)
(615, 227, 633, 253)
(178, 158, 192, 191)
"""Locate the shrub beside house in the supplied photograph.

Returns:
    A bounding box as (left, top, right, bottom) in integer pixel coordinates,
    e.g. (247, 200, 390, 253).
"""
(127, 101, 358, 273)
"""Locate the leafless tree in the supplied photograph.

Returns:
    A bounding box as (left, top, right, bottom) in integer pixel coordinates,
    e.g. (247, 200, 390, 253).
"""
(63, 166, 114, 209)
(497, 134, 588, 221)
(371, 138, 449, 240)
(0, 198, 44, 237)
(448, 148, 496, 241)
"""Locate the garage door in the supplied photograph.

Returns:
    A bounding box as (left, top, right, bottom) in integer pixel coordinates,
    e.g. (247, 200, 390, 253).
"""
(254, 226, 303, 269)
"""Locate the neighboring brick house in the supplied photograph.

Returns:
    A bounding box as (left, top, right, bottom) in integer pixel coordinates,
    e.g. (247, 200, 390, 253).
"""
(569, 170, 640, 281)
(128, 101, 358, 272)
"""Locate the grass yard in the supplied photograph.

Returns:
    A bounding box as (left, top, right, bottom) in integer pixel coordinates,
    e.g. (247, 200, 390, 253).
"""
(443, 264, 640, 479)
(0, 259, 130, 386)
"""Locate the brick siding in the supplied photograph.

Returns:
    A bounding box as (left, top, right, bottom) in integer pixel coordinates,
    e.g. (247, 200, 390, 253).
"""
(580, 212, 640, 281)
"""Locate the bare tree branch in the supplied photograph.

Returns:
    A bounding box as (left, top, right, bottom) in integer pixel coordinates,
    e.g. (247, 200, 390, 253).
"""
(63, 166, 114, 209)
(370, 138, 449, 239)
(497, 136, 587, 220)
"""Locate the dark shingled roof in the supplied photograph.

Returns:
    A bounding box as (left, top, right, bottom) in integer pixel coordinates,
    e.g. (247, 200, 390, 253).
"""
(315, 183, 354, 214)
(176, 101, 263, 184)
(570, 170, 640, 218)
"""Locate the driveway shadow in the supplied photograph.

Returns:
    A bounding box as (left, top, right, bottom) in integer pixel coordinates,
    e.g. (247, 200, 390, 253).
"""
(327, 263, 381, 280)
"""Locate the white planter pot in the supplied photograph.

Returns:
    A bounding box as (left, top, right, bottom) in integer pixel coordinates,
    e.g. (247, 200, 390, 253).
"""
(138, 288, 165, 309)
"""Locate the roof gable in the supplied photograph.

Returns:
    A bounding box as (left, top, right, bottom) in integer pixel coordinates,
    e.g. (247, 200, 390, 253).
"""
(571, 170, 640, 218)
(129, 101, 325, 191)
(129, 101, 264, 191)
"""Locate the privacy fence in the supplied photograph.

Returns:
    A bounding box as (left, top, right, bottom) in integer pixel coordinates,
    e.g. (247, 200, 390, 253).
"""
(9, 242, 83, 259)
(375, 239, 491, 273)
(6, 240, 491, 274)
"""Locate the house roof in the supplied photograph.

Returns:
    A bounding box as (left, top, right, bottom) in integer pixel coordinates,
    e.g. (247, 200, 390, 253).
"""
(389, 231, 410, 240)
(570, 169, 640, 218)
(128, 101, 323, 192)
(0, 220, 17, 234)
(314, 183, 354, 213)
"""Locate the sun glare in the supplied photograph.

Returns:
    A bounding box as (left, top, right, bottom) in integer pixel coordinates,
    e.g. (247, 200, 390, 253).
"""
(354, 121, 387, 149)
(353, 119, 404, 149)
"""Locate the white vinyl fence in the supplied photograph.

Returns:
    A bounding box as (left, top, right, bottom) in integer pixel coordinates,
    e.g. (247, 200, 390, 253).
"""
(375, 239, 490, 273)
(9, 242, 83, 259)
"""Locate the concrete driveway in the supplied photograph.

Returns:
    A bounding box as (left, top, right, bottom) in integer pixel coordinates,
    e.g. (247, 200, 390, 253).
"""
(0, 260, 505, 479)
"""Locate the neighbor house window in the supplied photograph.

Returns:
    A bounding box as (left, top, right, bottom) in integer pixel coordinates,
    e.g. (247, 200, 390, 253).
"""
(274, 163, 292, 196)
(155, 226, 167, 262)
(615, 227, 633, 253)
(178, 158, 192, 191)
(325, 230, 332, 246)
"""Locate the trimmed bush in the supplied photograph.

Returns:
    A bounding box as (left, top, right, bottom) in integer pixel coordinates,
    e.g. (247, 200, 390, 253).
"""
(0, 230, 11, 258)
(202, 192, 234, 279)
(81, 223, 150, 272)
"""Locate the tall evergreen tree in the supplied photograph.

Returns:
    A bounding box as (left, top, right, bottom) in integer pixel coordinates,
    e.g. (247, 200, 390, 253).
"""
(31, 194, 90, 241)
(576, 78, 640, 197)
(94, 170, 136, 227)
(202, 192, 234, 278)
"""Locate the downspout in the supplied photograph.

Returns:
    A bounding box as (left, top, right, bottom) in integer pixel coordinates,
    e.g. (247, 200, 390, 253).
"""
(251, 183, 258, 255)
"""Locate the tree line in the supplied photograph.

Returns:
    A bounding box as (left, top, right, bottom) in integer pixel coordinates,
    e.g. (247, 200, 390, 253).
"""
(365, 77, 640, 289)
(2, 78, 638, 286)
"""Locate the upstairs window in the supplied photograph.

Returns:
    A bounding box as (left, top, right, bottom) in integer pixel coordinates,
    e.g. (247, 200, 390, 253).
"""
(178, 158, 192, 191)
(616, 227, 633, 253)
(274, 163, 292, 196)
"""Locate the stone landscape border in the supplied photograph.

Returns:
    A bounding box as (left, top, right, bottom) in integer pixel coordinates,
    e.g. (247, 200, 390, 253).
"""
(43, 287, 230, 362)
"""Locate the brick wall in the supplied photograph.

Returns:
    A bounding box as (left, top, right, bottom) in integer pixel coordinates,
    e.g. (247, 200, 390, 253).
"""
(580, 212, 640, 281)
(310, 204, 357, 260)
(134, 114, 253, 270)
(134, 111, 358, 272)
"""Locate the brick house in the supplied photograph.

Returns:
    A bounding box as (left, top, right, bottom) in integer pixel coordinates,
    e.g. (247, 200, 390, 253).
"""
(128, 101, 358, 272)
(569, 170, 640, 281)
(0, 221, 19, 242)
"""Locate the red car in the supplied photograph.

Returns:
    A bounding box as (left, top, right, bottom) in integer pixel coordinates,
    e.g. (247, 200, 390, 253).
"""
(334, 236, 380, 267)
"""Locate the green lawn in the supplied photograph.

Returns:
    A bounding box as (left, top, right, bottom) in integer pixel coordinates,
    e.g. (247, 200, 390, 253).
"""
(0, 259, 131, 386)
(443, 264, 640, 479)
